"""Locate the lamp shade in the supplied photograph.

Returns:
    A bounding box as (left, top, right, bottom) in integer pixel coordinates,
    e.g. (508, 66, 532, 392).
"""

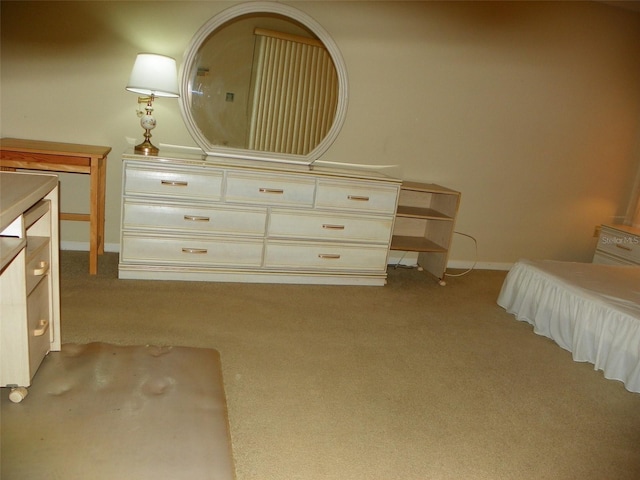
(126, 53, 179, 98)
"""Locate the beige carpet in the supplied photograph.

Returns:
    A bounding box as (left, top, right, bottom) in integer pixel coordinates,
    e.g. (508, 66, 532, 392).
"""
(1, 342, 235, 480)
(25, 251, 640, 479)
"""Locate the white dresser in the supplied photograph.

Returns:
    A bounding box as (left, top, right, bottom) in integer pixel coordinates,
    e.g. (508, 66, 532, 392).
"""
(593, 224, 640, 266)
(118, 151, 401, 285)
(1, 172, 60, 402)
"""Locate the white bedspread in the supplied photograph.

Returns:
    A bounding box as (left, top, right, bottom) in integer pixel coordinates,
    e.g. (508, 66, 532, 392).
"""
(497, 259, 640, 393)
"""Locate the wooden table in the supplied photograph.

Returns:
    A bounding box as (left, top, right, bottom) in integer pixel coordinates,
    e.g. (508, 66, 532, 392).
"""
(0, 138, 111, 274)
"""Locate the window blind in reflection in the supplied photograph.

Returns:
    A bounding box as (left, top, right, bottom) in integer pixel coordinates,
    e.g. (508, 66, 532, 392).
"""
(248, 29, 338, 155)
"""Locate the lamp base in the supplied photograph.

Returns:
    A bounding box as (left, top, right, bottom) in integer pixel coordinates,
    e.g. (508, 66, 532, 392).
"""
(134, 139, 159, 156)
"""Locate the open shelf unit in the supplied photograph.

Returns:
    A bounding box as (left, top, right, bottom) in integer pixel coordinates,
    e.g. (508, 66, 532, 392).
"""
(390, 181, 460, 284)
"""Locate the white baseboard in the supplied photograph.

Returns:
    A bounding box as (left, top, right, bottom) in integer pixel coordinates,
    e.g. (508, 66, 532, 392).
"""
(447, 260, 513, 271)
(387, 251, 419, 266)
(61, 242, 513, 271)
(61, 241, 120, 253)
(387, 251, 512, 271)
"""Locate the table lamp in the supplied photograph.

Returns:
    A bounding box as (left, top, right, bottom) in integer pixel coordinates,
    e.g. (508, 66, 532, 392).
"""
(126, 53, 179, 155)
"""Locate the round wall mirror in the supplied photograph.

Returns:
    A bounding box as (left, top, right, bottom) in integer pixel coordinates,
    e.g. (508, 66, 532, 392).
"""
(179, 2, 348, 165)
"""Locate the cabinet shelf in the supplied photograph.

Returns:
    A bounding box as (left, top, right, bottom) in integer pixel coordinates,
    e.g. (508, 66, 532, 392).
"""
(395, 205, 453, 221)
(390, 235, 446, 253)
(391, 181, 460, 284)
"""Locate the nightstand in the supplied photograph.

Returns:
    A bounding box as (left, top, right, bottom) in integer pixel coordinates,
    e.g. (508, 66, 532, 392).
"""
(593, 224, 640, 266)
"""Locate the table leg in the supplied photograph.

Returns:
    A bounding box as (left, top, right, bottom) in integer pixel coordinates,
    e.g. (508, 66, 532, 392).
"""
(89, 157, 100, 275)
(98, 158, 106, 255)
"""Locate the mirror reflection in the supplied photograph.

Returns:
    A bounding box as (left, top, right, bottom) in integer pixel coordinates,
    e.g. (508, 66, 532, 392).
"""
(188, 13, 339, 156)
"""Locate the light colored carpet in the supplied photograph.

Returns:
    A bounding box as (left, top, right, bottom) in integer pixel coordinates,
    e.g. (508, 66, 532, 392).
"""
(52, 252, 640, 479)
(1, 342, 235, 480)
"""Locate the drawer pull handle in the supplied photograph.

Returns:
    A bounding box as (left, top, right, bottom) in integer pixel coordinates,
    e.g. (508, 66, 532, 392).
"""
(32, 261, 49, 276)
(322, 224, 345, 230)
(318, 254, 341, 259)
(259, 188, 284, 194)
(184, 215, 210, 222)
(616, 244, 632, 252)
(348, 195, 369, 202)
(161, 180, 188, 187)
(33, 319, 49, 337)
(182, 248, 208, 254)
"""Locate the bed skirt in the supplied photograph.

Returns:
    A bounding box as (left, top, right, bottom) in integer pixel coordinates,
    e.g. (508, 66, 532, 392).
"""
(497, 259, 640, 393)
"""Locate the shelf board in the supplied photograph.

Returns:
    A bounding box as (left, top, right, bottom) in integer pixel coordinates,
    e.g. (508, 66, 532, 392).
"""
(395, 205, 453, 220)
(400, 181, 460, 195)
(390, 235, 447, 253)
(1, 236, 26, 271)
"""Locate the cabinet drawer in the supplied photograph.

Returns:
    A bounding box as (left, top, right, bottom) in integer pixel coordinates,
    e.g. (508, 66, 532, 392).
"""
(25, 236, 50, 295)
(592, 251, 635, 266)
(268, 210, 393, 244)
(315, 180, 398, 214)
(123, 201, 267, 236)
(124, 163, 223, 201)
(121, 234, 264, 267)
(597, 228, 640, 264)
(226, 172, 315, 206)
(265, 241, 389, 271)
(27, 280, 51, 379)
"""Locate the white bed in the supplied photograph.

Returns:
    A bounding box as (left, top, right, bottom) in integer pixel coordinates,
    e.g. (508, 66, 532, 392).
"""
(497, 259, 640, 393)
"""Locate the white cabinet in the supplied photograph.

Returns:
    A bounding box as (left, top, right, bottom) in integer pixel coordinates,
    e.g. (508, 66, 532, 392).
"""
(0, 172, 60, 402)
(593, 224, 640, 266)
(118, 152, 401, 285)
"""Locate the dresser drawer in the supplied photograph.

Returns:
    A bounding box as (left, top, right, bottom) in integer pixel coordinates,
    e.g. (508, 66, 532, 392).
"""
(123, 201, 267, 236)
(27, 279, 51, 379)
(596, 227, 640, 264)
(226, 172, 315, 207)
(121, 233, 264, 267)
(124, 163, 223, 202)
(315, 180, 398, 214)
(25, 236, 50, 295)
(268, 209, 393, 244)
(265, 241, 389, 271)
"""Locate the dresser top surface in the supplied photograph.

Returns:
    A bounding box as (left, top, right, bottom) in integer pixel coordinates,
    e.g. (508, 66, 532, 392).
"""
(122, 149, 401, 185)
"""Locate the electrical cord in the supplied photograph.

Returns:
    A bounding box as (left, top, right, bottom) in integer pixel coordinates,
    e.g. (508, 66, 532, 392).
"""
(392, 251, 413, 269)
(392, 231, 478, 277)
(444, 231, 478, 277)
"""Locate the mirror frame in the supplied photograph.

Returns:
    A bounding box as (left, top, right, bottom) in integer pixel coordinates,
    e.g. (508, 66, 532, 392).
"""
(179, 2, 349, 166)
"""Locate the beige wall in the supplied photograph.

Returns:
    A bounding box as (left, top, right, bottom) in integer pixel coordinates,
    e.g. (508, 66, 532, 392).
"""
(2, 1, 640, 267)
